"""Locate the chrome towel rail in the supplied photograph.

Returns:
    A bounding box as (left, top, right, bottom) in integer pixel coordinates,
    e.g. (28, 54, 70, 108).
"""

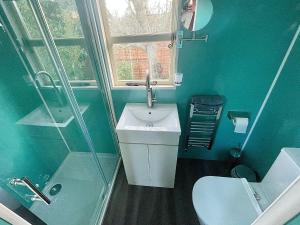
(185, 95, 224, 150)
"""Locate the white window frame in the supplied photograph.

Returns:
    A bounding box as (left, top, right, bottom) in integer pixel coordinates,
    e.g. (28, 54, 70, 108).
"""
(97, 0, 179, 88)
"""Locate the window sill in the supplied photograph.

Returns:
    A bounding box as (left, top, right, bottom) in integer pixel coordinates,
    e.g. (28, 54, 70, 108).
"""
(71, 86, 100, 90)
(41, 85, 100, 91)
(111, 85, 176, 90)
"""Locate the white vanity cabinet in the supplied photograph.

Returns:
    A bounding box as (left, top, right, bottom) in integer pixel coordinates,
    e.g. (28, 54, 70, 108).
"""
(116, 103, 181, 188)
(119, 143, 178, 188)
(119, 143, 151, 186)
(148, 144, 178, 187)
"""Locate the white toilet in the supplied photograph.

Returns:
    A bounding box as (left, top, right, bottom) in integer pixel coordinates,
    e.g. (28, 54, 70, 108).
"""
(192, 148, 300, 225)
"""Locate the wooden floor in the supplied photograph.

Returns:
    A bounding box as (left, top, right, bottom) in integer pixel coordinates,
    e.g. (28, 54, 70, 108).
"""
(103, 159, 230, 225)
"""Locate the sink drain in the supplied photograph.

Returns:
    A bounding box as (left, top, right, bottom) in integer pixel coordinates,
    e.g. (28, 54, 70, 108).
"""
(49, 184, 62, 196)
(146, 122, 154, 127)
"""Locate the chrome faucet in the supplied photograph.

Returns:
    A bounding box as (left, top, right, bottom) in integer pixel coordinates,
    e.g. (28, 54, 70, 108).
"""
(34, 71, 65, 106)
(145, 74, 156, 108)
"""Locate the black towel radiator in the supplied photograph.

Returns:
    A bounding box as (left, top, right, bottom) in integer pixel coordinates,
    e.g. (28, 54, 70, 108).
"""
(185, 95, 224, 150)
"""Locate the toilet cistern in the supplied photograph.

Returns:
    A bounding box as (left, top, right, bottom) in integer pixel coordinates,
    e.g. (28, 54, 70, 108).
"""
(145, 73, 156, 108)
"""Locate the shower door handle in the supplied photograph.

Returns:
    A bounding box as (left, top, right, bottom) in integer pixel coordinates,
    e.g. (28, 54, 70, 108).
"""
(9, 177, 51, 205)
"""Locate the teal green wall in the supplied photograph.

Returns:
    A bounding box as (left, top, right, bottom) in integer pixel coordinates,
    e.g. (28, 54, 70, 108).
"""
(243, 37, 300, 177)
(287, 214, 300, 225)
(39, 89, 117, 154)
(111, 0, 300, 160)
(242, 28, 300, 225)
(0, 219, 11, 225)
(73, 90, 117, 154)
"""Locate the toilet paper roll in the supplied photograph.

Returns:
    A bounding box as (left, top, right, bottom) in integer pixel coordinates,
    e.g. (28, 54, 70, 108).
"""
(233, 117, 248, 133)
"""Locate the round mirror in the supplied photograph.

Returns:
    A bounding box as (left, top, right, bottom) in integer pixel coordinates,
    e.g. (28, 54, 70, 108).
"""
(181, 0, 213, 31)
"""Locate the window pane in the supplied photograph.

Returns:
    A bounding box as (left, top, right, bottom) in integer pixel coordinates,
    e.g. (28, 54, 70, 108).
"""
(34, 46, 94, 81)
(15, 0, 83, 39)
(15, 1, 42, 38)
(103, 0, 172, 37)
(57, 46, 95, 81)
(40, 0, 83, 38)
(112, 41, 171, 81)
(34, 47, 59, 80)
(14, 0, 96, 84)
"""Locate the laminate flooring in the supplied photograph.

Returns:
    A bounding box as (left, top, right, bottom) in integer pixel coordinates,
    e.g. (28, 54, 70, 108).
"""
(103, 159, 231, 225)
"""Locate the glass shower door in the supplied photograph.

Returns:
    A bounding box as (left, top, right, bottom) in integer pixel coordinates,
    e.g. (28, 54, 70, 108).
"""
(24, 0, 120, 186)
(24, 0, 119, 186)
(0, 1, 113, 225)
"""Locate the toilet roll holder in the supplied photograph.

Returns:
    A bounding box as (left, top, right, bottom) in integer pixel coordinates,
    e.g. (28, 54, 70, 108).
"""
(227, 111, 250, 133)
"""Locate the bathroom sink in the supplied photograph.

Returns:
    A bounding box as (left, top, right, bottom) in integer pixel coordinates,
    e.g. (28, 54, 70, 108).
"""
(17, 104, 89, 127)
(116, 103, 181, 145)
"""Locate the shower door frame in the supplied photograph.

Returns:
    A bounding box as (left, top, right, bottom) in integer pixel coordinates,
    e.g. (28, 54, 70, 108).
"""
(27, 1, 122, 224)
(74, 0, 120, 157)
(74, 0, 124, 222)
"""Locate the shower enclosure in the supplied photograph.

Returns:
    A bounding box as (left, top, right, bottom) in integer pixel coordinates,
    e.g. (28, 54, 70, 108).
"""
(0, 0, 119, 224)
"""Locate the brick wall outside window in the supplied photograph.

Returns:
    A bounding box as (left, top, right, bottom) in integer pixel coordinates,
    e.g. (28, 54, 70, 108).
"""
(113, 42, 171, 80)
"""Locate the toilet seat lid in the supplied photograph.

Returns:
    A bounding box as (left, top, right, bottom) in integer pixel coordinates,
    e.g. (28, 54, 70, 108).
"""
(192, 176, 261, 225)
